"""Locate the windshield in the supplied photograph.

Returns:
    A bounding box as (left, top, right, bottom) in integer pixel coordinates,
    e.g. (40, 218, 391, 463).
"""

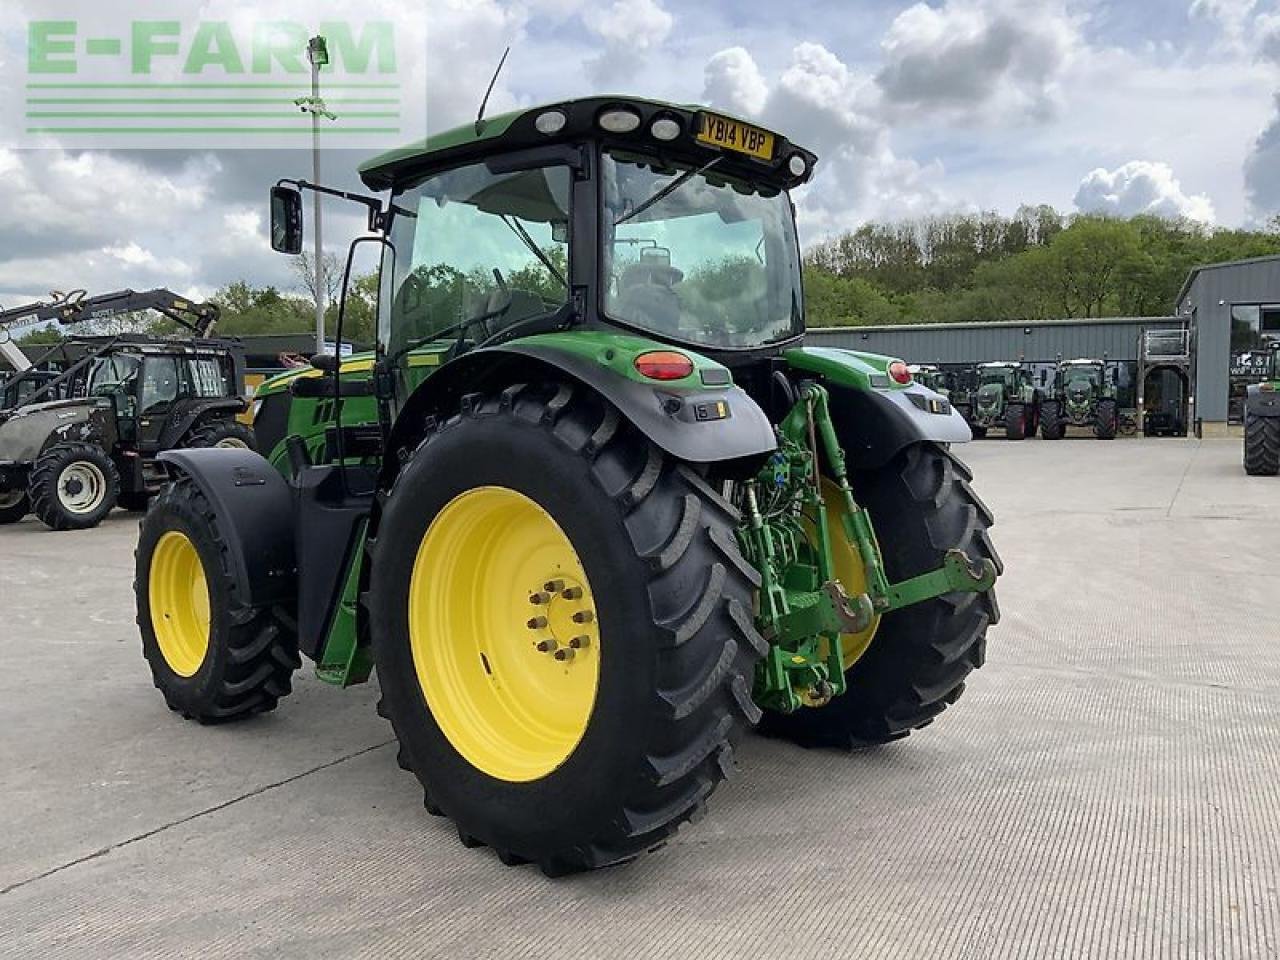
(1062, 365, 1101, 386)
(979, 368, 1016, 387)
(601, 151, 802, 349)
(384, 162, 572, 360)
(87, 354, 141, 395)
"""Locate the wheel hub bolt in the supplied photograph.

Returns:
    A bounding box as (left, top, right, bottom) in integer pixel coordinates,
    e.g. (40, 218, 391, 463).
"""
(529, 592, 551, 605)
(554, 647, 575, 662)
(543, 579, 565, 593)
(527, 616, 548, 630)
(569, 635, 590, 650)
(561, 586, 583, 600)
(571, 611, 594, 624)
(536, 639, 558, 654)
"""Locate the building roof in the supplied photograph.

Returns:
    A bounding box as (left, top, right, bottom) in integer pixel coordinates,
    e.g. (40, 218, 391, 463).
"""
(1174, 254, 1280, 308)
(808, 316, 1179, 335)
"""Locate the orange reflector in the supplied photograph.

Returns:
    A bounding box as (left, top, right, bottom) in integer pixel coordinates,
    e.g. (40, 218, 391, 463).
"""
(635, 351, 694, 381)
(888, 360, 912, 385)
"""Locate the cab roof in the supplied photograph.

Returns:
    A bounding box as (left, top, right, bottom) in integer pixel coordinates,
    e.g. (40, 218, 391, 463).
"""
(358, 95, 817, 193)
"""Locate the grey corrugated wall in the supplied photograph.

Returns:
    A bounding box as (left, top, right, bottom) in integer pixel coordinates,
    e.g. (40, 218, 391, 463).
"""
(805, 319, 1159, 365)
(1176, 257, 1280, 422)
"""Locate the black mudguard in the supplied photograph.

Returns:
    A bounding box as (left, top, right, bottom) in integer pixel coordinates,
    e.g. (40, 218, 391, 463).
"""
(828, 383, 973, 471)
(159, 398, 248, 449)
(1245, 384, 1280, 418)
(385, 344, 777, 469)
(157, 448, 296, 608)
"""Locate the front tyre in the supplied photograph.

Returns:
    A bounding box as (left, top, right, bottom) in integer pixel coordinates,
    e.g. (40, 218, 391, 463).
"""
(185, 419, 256, 451)
(369, 382, 764, 875)
(1094, 399, 1118, 440)
(1004, 402, 1026, 440)
(1040, 401, 1064, 440)
(135, 476, 300, 722)
(28, 442, 119, 530)
(760, 442, 1000, 748)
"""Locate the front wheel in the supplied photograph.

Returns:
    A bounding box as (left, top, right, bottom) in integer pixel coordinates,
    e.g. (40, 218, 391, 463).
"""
(135, 476, 300, 721)
(759, 442, 1001, 748)
(369, 382, 764, 875)
(1244, 412, 1280, 475)
(1094, 399, 1117, 440)
(1005, 403, 1026, 440)
(184, 420, 256, 450)
(28, 442, 119, 530)
(1040, 401, 1064, 440)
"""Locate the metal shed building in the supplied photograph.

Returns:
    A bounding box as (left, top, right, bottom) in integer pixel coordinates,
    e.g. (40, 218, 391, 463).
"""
(1175, 253, 1280, 424)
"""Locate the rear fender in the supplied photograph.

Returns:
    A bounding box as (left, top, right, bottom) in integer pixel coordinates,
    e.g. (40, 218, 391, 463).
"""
(784, 346, 971, 471)
(1246, 383, 1280, 418)
(383, 333, 777, 482)
(157, 448, 296, 609)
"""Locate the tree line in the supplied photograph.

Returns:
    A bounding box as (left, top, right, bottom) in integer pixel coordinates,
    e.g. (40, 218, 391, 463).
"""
(804, 208, 1280, 326)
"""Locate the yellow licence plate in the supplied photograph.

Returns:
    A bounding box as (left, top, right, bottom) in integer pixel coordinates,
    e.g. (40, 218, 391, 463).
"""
(695, 112, 775, 161)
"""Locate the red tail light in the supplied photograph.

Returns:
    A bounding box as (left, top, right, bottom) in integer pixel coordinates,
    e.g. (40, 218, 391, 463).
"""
(635, 351, 694, 381)
(888, 360, 912, 385)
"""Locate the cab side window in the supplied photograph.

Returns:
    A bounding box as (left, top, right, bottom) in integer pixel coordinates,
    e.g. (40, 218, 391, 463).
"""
(140, 357, 181, 413)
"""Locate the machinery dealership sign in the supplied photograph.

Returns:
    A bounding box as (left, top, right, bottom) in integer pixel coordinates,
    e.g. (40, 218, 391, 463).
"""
(3, 2, 423, 148)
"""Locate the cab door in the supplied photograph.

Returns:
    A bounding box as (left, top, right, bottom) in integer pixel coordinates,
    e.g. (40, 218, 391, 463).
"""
(136, 355, 183, 449)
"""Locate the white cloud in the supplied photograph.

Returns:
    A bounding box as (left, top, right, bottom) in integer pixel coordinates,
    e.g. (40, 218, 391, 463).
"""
(875, 0, 1078, 123)
(580, 0, 674, 86)
(1190, 0, 1260, 48)
(582, 0, 672, 48)
(703, 43, 948, 239)
(1245, 94, 1280, 222)
(1074, 160, 1215, 222)
(703, 47, 769, 117)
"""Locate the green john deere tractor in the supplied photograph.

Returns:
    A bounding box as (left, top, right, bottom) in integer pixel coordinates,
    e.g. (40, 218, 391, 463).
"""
(1040, 357, 1118, 440)
(1243, 340, 1280, 475)
(966, 361, 1039, 440)
(133, 97, 1000, 875)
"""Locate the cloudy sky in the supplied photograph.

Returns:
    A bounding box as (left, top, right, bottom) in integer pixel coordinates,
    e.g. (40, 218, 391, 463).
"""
(1, 0, 1279, 310)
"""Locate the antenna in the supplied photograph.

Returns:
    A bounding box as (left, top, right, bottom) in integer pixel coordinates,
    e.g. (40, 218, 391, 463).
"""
(475, 46, 511, 136)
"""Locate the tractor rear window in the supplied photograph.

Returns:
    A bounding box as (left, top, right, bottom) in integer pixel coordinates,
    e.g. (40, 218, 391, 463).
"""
(188, 357, 229, 397)
(601, 151, 803, 350)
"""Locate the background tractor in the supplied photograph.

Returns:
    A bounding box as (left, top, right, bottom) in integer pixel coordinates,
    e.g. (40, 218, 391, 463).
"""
(1040, 357, 1118, 440)
(0, 290, 253, 529)
(1243, 340, 1280, 475)
(134, 97, 1000, 876)
(964, 361, 1040, 440)
(908, 363, 951, 398)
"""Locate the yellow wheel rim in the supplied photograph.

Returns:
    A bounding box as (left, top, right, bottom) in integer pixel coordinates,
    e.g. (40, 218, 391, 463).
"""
(804, 479, 882, 672)
(149, 531, 212, 677)
(409, 486, 601, 783)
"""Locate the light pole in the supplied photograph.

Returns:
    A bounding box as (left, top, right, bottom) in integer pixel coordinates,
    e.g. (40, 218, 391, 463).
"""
(300, 35, 333, 355)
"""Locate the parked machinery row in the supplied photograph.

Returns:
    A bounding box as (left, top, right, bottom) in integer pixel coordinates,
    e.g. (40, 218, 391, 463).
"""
(909, 356, 1121, 441)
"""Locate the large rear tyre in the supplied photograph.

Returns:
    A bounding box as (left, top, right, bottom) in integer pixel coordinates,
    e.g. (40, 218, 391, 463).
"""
(759, 442, 1000, 748)
(368, 382, 764, 875)
(135, 475, 300, 722)
(28, 442, 119, 530)
(1244, 412, 1280, 475)
(184, 420, 256, 451)
(1004, 403, 1026, 440)
(0, 490, 28, 524)
(1040, 401, 1064, 440)
(1094, 399, 1117, 440)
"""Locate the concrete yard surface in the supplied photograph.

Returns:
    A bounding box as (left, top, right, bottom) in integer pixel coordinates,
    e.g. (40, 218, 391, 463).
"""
(0, 437, 1276, 959)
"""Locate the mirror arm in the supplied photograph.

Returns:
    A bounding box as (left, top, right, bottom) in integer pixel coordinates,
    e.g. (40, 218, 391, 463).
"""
(277, 178, 390, 232)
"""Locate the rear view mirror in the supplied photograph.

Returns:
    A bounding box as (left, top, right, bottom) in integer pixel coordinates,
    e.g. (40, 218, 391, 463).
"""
(270, 185, 304, 254)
